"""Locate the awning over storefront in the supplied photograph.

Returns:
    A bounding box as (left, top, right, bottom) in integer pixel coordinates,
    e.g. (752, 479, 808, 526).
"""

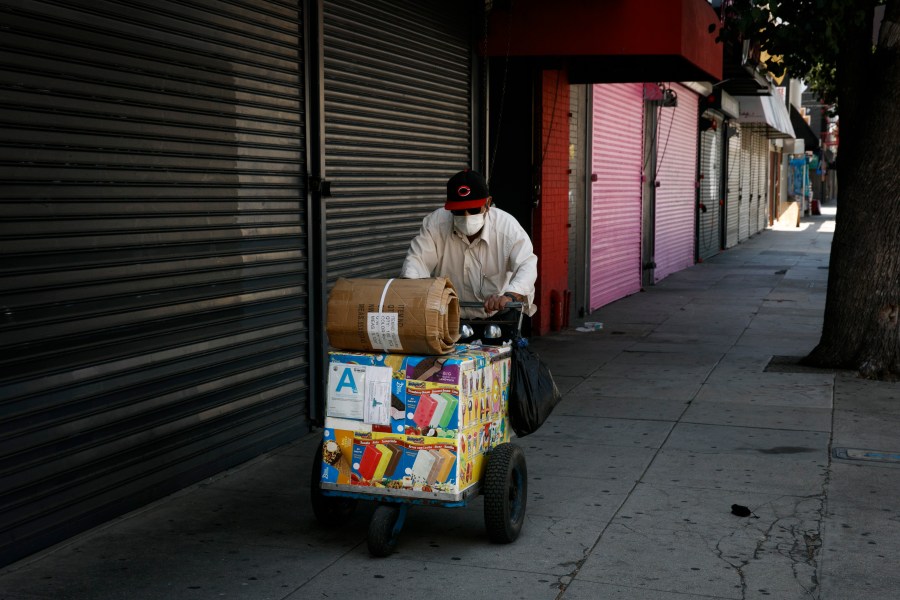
(790, 105, 820, 151)
(483, 0, 723, 83)
(735, 94, 795, 139)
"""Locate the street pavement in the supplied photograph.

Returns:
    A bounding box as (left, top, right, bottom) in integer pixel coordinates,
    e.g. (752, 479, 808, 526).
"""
(2, 205, 899, 600)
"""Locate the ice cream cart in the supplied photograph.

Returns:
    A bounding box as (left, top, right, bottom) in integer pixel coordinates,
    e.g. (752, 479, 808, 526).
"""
(310, 303, 527, 557)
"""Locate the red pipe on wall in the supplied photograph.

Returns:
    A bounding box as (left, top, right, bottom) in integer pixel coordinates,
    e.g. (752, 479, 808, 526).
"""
(550, 289, 562, 332)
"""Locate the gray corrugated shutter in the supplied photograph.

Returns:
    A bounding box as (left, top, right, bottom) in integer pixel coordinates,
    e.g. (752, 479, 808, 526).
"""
(697, 112, 722, 260)
(725, 123, 741, 247)
(746, 127, 764, 235)
(322, 0, 471, 282)
(0, 0, 308, 565)
(754, 131, 769, 232)
(746, 127, 760, 236)
(739, 129, 752, 241)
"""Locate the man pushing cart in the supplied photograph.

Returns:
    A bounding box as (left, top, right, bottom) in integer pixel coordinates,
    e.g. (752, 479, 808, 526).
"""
(309, 170, 543, 557)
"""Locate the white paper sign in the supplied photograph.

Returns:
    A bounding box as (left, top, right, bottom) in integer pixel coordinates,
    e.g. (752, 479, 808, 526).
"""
(326, 363, 367, 420)
(363, 366, 393, 426)
(367, 312, 403, 351)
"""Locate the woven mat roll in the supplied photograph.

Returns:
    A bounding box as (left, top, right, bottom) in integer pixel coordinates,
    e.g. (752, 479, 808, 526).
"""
(326, 277, 460, 355)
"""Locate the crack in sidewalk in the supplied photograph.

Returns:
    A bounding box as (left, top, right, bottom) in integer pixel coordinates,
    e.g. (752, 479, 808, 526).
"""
(711, 493, 826, 600)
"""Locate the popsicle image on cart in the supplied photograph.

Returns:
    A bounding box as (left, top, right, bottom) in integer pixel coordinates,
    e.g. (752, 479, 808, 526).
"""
(371, 444, 394, 481)
(357, 444, 383, 481)
(383, 444, 403, 478)
(437, 393, 459, 429)
(412, 394, 438, 430)
(428, 394, 448, 428)
(436, 448, 456, 482)
(426, 449, 446, 483)
(410, 448, 436, 483)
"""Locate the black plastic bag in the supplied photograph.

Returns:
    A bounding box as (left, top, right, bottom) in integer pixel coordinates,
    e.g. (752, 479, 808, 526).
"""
(507, 336, 562, 437)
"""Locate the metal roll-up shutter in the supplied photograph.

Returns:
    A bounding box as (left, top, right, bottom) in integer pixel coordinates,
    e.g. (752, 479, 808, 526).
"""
(747, 127, 761, 236)
(755, 131, 769, 232)
(323, 0, 471, 282)
(697, 112, 722, 261)
(745, 128, 757, 237)
(0, 0, 308, 565)
(739, 128, 753, 241)
(653, 84, 698, 282)
(589, 83, 644, 310)
(750, 129, 760, 234)
(725, 123, 741, 248)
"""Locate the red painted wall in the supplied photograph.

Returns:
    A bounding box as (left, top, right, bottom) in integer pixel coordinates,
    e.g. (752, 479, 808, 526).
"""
(533, 70, 570, 335)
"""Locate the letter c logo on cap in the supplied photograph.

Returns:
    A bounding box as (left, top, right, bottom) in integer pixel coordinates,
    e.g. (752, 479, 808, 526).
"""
(457, 185, 471, 197)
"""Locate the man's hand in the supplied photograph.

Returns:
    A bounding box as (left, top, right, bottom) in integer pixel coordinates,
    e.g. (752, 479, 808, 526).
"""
(483, 292, 520, 313)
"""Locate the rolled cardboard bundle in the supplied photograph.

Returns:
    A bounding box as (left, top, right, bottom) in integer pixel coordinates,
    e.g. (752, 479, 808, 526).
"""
(326, 277, 460, 355)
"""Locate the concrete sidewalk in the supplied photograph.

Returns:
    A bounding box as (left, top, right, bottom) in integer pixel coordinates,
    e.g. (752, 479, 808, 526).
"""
(3, 205, 899, 600)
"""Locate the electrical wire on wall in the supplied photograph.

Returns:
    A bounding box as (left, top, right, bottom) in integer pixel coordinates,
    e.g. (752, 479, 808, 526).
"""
(644, 83, 677, 185)
(484, 0, 513, 185)
(484, 0, 563, 209)
(655, 89, 677, 177)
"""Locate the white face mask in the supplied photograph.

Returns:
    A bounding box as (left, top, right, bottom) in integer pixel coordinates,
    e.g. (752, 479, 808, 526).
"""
(453, 212, 485, 237)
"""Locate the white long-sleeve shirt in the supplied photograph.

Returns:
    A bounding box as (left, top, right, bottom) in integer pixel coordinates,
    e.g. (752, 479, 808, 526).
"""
(400, 206, 538, 318)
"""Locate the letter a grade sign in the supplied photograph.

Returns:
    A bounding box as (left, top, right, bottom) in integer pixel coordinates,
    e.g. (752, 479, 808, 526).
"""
(327, 363, 367, 420)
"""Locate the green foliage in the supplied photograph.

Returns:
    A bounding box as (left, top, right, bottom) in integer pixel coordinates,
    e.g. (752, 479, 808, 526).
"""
(718, 0, 883, 102)
(806, 63, 838, 104)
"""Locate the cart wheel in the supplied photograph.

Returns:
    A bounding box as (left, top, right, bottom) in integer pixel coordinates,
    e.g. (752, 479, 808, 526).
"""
(483, 442, 527, 543)
(310, 443, 357, 525)
(368, 504, 406, 557)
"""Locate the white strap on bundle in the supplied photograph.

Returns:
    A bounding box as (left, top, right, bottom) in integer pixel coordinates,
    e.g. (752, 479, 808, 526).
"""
(377, 278, 394, 312)
(367, 278, 402, 351)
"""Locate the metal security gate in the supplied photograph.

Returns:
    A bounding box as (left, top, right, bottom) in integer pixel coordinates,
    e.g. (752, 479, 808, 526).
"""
(653, 84, 698, 282)
(754, 131, 769, 232)
(725, 123, 741, 247)
(589, 83, 644, 310)
(697, 112, 723, 260)
(739, 128, 753, 241)
(0, 0, 308, 565)
(322, 0, 472, 282)
(745, 127, 767, 236)
(746, 127, 761, 236)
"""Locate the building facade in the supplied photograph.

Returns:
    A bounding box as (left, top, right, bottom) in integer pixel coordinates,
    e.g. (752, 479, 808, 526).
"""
(3, 0, 810, 565)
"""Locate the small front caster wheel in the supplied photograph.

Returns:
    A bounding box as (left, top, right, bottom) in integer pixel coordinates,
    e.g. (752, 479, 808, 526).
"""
(368, 503, 406, 557)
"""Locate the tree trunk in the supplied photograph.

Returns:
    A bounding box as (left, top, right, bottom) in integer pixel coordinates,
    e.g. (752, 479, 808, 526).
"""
(804, 0, 900, 379)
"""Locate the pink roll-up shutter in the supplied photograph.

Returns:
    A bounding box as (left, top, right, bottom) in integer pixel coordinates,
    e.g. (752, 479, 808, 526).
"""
(589, 83, 645, 311)
(653, 84, 698, 282)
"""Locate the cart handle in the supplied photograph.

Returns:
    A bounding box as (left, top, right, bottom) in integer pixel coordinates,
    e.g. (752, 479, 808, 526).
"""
(459, 301, 523, 310)
(458, 301, 525, 335)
